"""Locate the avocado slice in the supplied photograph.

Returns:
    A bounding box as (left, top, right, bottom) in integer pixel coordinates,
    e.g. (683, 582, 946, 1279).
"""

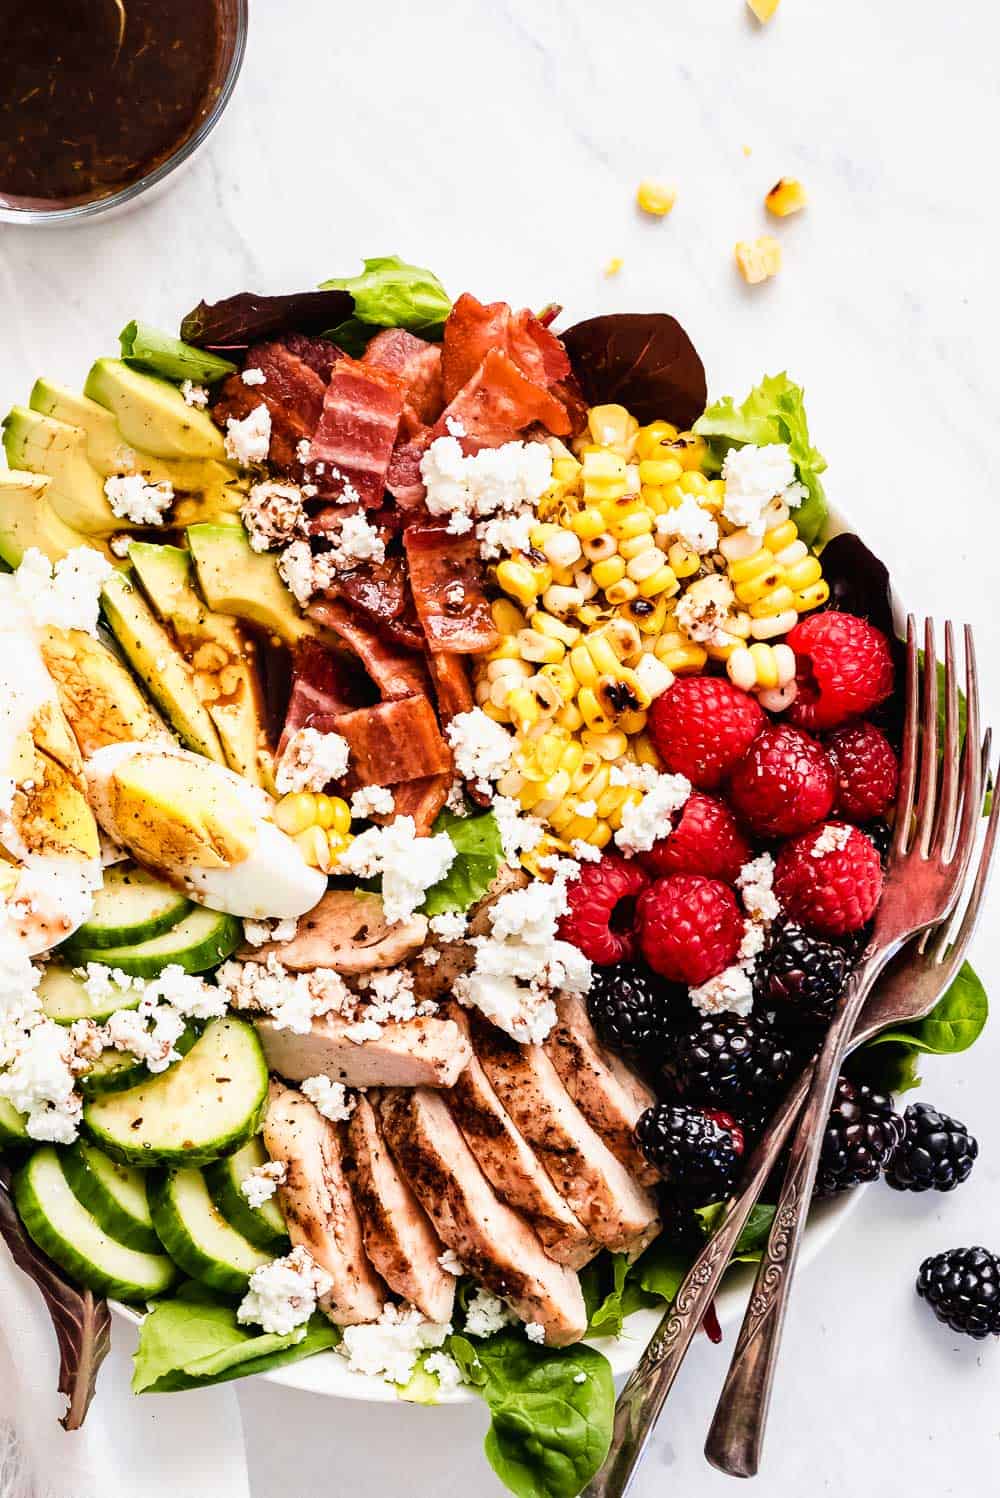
(2, 408, 121, 535)
(100, 569, 226, 763)
(39, 626, 165, 759)
(128, 541, 273, 788)
(0, 468, 111, 569)
(186, 524, 315, 647)
(84, 360, 226, 462)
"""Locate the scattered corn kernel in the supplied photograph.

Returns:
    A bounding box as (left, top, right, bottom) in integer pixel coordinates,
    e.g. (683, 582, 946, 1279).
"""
(735, 235, 782, 285)
(747, 0, 780, 20)
(636, 180, 677, 217)
(604, 257, 624, 277)
(765, 177, 807, 217)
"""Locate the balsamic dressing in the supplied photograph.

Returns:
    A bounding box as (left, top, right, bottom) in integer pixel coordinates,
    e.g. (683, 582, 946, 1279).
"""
(0, 0, 221, 204)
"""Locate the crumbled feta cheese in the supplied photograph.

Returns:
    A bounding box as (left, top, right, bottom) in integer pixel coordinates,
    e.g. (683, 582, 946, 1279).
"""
(689, 965, 755, 1018)
(243, 916, 298, 948)
(811, 824, 852, 857)
(277, 539, 317, 606)
(446, 511, 474, 536)
(335, 511, 385, 566)
(428, 911, 467, 943)
(424, 1350, 464, 1393)
(146, 963, 228, 1022)
(301, 1074, 355, 1122)
(339, 1303, 451, 1386)
(109, 533, 132, 558)
(464, 1288, 514, 1339)
(570, 838, 602, 862)
(181, 380, 209, 408)
(241, 1160, 287, 1209)
(573, 1372, 587, 1384)
(722, 443, 806, 536)
(216, 955, 353, 1034)
(675, 575, 737, 647)
(276, 727, 350, 794)
(225, 404, 272, 466)
(421, 437, 552, 534)
(103, 474, 174, 526)
(446, 710, 514, 795)
(738, 921, 767, 963)
(609, 761, 660, 792)
(476, 509, 536, 562)
(491, 794, 544, 864)
(736, 853, 780, 923)
(656, 495, 719, 554)
(104, 1002, 186, 1074)
(0, 1018, 81, 1143)
(350, 785, 395, 819)
(238, 1246, 332, 1336)
(241, 481, 307, 553)
(13, 546, 113, 636)
(524, 1322, 546, 1345)
(615, 773, 691, 855)
(438, 1248, 465, 1276)
(296, 439, 312, 463)
(445, 778, 468, 816)
(241, 367, 267, 386)
(338, 816, 455, 925)
(80, 963, 142, 1007)
(420, 946, 441, 968)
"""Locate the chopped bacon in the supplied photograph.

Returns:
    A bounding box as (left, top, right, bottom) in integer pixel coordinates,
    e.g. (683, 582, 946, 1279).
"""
(309, 599, 430, 701)
(403, 523, 499, 655)
(278, 638, 371, 757)
(427, 650, 474, 725)
(439, 348, 571, 444)
(441, 294, 571, 403)
(363, 329, 445, 427)
(507, 308, 572, 390)
(213, 337, 330, 476)
(375, 773, 451, 835)
(331, 696, 452, 787)
(305, 357, 404, 508)
(385, 434, 431, 509)
(321, 556, 408, 627)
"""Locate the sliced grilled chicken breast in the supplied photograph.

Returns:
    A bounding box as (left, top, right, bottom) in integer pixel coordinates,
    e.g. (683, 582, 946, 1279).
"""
(411, 864, 529, 1006)
(263, 1081, 384, 1325)
(471, 1018, 661, 1258)
(242, 889, 427, 973)
(257, 1012, 471, 1089)
(442, 1003, 595, 1269)
(543, 993, 659, 1186)
(379, 1087, 588, 1347)
(344, 1095, 456, 1323)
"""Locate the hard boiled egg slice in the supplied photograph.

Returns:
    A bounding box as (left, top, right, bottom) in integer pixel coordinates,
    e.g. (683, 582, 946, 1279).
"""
(85, 742, 326, 919)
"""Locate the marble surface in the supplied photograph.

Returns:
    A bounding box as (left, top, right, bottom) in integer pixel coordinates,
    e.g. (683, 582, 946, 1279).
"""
(1, 1, 998, 1493)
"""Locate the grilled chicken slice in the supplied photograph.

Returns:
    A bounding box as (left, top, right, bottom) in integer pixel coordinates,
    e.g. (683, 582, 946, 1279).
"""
(379, 1087, 588, 1347)
(543, 993, 659, 1186)
(472, 1018, 661, 1258)
(442, 1003, 595, 1269)
(263, 1081, 384, 1325)
(242, 889, 427, 974)
(344, 1095, 456, 1323)
(257, 1012, 471, 1089)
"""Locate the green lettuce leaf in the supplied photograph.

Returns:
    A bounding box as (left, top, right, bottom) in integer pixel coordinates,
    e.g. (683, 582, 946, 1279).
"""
(448, 1331, 614, 1498)
(320, 256, 451, 338)
(119, 322, 236, 385)
(422, 807, 502, 917)
(693, 372, 828, 544)
(133, 1286, 338, 1393)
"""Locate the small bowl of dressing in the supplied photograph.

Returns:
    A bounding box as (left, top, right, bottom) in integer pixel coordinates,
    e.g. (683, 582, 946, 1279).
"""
(0, 0, 247, 225)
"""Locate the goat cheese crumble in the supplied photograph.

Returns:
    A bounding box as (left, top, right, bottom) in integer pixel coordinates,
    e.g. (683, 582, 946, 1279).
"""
(338, 816, 456, 925)
(446, 709, 514, 796)
(238, 1246, 332, 1336)
(423, 1351, 464, 1393)
(492, 794, 544, 863)
(301, 1075, 356, 1122)
(216, 954, 353, 1034)
(349, 784, 395, 819)
(181, 380, 209, 408)
(339, 1303, 452, 1386)
(224, 404, 272, 466)
(276, 727, 350, 794)
(241, 367, 267, 386)
(736, 853, 780, 923)
(240, 1160, 287, 1209)
(689, 964, 755, 1019)
(438, 1248, 465, 1276)
(721, 443, 806, 536)
(103, 474, 174, 526)
(13, 546, 113, 636)
(243, 916, 299, 948)
(0, 1017, 82, 1143)
(615, 773, 691, 855)
(463, 1288, 515, 1339)
(524, 1322, 546, 1345)
(421, 436, 552, 531)
(811, 823, 853, 857)
(241, 481, 307, 553)
(656, 494, 719, 553)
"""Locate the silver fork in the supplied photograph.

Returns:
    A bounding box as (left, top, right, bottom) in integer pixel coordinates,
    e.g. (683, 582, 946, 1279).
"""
(584, 619, 991, 1498)
(704, 618, 984, 1477)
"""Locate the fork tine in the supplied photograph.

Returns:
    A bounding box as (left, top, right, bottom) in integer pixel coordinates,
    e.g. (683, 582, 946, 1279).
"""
(893, 617, 920, 855)
(932, 622, 960, 855)
(958, 627, 982, 859)
(916, 618, 939, 853)
(942, 635, 983, 908)
(927, 729, 994, 964)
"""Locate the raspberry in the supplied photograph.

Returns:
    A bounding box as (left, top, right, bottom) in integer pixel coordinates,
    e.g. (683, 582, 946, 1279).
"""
(648, 678, 765, 790)
(636, 792, 751, 883)
(826, 720, 899, 822)
(774, 821, 883, 936)
(558, 855, 649, 965)
(727, 724, 836, 838)
(786, 611, 895, 732)
(636, 874, 744, 986)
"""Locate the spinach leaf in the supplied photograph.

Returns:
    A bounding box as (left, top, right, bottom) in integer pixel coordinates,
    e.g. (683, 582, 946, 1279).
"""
(561, 313, 707, 431)
(629, 1237, 693, 1306)
(119, 321, 236, 384)
(320, 256, 451, 338)
(180, 288, 353, 352)
(581, 1252, 650, 1337)
(133, 1289, 338, 1393)
(694, 372, 828, 543)
(849, 1040, 924, 1096)
(448, 1330, 614, 1498)
(422, 807, 502, 917)
(695, 1202, 777, 1261)
(865, 961, 988, 1056)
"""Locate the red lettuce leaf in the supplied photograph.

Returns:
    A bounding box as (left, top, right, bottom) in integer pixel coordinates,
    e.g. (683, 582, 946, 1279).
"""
(561, 312, 707, 429)
(0, 1166, 111, 1430)
(180, 289, 354, 352)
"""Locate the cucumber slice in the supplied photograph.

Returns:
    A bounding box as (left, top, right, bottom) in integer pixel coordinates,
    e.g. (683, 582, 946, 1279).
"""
(77, 1024, 197, 1098)
(204, 1137, 288, 1251)
(62, 1141, 161, 1253)
(70, 864, 191, 950)
(38, 964, 142, 1026)
(64, 906, 242, 978)
(148, 1167, 271, 1292)
(83, 1017, 267, 1168)
(0, 1099, 29, 1148)
(13, 1147, 177, 1302)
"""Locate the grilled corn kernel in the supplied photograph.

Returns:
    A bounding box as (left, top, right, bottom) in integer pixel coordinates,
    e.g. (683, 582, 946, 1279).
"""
(497, 559, 542, 607)
(765, 177, 806, 217)
(735, 235, 782, 284)
(638, 458, 684, 487)
(542, 530, 583, 569)
(747, 0, 780, 20)
(626, 546, 669, 583)
(582, 450, 629, 503)
(635, 652, 674, 700)
(570, 506, 607, 540)
(518, 629, 565, 665)
(750, 608, 799, 640)
(532, 611, 580, 646)
(795, 579, 830, 612)
(588, 405, 637, 451)
(295, 824, 333, 872)
(783, 555, 823, 592)
(665, 540, 701, 578)
(591, 555, 627, 590)
(583, 533, 618, 564)
(636, 180, 677, 217)
(614, 511, 654, 542)
(604, 257, 624, 277)
(581, 728, 629, 761)
(275, 792, 318, 837)
(543, 584, 585, 616)
(605, 578, 639, 606)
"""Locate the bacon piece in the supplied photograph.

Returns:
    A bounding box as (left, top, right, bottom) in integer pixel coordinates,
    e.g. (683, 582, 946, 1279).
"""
(332, 696, 451, 787)
(309, 599, 430, 701)
(403, 523, 499, 655)
(385, 434, 431, 509)
(305, 357, 405, 507)
(281, 638, 369, 741)
(380, 774, 451, 835)
(213, 337, 331, 476)
(442, 294, 512, 403)
(363, 329, 444, 427)
(427, 651, 474, 725)
(508, 308, 572, 390)
(439, 349, 571, 444)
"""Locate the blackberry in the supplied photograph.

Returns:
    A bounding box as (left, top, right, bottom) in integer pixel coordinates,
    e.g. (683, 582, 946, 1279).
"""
(885, 1102, 979, 1193)
(916, 1247, 1000, 1339)
(586, 963, 680, 1063)
(814, 1076, 904, 1197)
(758, 923, 849, 1028)
(865, 819, 892, 864)
(636, 1104, 744, 1197)
(660, 1013, 794, 1114)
